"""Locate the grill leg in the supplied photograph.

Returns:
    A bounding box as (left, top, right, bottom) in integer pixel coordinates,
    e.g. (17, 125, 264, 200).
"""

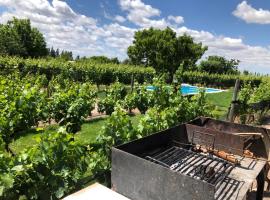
(256, 169, 265, 200)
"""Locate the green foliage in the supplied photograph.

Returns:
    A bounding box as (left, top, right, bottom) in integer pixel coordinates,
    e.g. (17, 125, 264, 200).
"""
(0, 73, 96, 152)
(97, 107, 136, 154)
(128, 27, 207, 81)
(0, 18, 48, 57)
(136, 107, 171, 135)
(94, 107, 137, 184)
(176, 70, 263, 88)
(237, 80, 270, 124)
(237, 83, 253, 123)
(59, 50, 73, 61)
(0, 74, 47, 148)
(80, 56, 120, 64)
(124, 84, 153, 114)
(0, 23, 25, 56)
(49, 83, 96, 133)
(249, 80, 270, 103)
(199, 56, 239, 74)
(0, 129, 91, 200)
(136, 89, 212, 136)
(0, 56, 155, 85)
(98, 82, 127, 115)
(124, 79, 173, 114)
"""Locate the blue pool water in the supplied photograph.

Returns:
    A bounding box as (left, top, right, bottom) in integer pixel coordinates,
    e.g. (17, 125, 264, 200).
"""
(146, 84, 224, 95)
(181, 84, 223, 95)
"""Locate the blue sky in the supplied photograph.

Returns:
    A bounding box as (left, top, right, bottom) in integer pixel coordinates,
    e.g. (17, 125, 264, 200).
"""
(66, 0, 270, 46)
(1, 0, 270, 73)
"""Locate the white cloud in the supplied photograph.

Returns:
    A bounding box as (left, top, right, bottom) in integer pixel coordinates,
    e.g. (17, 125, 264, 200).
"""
(0, 0, 129, 58)
(175, 26, 270, 73)
(114, 15, 126, 23)
(0, 0, 270, 73)
(118, 0, 183, 28)
(168, 15, 184, 24)
(233, 1, 270, 24)
(103, 9, 126, 23)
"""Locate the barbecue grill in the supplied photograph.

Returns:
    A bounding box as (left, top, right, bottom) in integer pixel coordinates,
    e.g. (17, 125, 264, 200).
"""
(111, 117, 268, 200)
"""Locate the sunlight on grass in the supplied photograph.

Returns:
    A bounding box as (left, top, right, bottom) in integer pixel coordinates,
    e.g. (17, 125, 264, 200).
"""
(206, 88, 233, 119)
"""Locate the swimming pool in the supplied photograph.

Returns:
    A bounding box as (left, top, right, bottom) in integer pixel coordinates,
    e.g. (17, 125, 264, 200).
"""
(146, 84, 225, 95)
(181, 84, 224, 95)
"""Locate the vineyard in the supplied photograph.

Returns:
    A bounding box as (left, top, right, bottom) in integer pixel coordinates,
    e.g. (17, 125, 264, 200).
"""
(0, 56, 155, 85)
(1, 55, 270, 199)
(0, 8, 269, 199)
(0, 59, 215, 199)
(177, 70, 265, 88)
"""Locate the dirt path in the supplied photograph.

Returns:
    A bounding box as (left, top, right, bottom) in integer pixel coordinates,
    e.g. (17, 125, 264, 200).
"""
(38, 104, 141, 127)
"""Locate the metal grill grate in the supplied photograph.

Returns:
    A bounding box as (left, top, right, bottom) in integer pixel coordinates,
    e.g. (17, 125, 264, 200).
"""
(145, 146, 235, 186)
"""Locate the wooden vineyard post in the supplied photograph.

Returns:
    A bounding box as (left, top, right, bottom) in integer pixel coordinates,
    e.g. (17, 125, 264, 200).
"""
(228, 79, 240, 122)
(131, 73, 134, 92)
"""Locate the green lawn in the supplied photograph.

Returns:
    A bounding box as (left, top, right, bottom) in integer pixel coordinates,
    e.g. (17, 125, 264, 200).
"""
(206, 88, 233, 119)
(10, 115, 142, 153)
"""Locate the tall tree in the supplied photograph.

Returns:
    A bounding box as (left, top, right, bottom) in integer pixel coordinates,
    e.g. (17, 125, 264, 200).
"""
(0, 17, 48, 57)
(0, 24, 25, 56)
(55, 48, 60, 57)
(199, 56, 240, 74)
(49, 47, 56, 58)
(60, 50, 73, 61)
(127, 27, 207, 81)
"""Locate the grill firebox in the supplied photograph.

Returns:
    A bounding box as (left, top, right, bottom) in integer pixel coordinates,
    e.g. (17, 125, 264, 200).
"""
(111, 117, 268, 200)
(145, 146, 234, 187)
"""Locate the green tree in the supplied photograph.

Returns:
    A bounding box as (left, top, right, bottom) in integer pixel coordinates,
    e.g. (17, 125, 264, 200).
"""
(127, 27, 207, 82)
(60, 50, 73, 61)
(81, 56, 120, 64)
(49, 47, 56, 58)
(0, 24, 25, 56)
(0, 17, 48, 57)
(122, 58, 132, 64)
(199, 56, 239, 74)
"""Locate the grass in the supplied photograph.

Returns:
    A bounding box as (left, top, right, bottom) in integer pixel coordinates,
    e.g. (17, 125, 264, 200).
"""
(206, 88, 233, 119)
(76, 114, 142, 145)
(10, 115, 143, 153)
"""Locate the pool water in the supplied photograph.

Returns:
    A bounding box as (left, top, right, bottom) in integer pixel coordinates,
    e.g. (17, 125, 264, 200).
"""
(146, 84, 224, 95)
(181, 84, 224, 95)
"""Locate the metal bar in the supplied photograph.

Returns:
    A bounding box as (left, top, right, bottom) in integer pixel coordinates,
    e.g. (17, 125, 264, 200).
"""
(145, 146, 235, 187)
(152, 147, 176, 159)
(214, 166, 234, 189)
(169, 152, 194, 170)
(188, 157, 209, 177)
(199, 159, 220, 180)
(155, 148, 179, 160)
(203, 160, 223, 181)
(175, 153, 201, 172)
(180, 154, 207, 174)
(207, 161, 228, 182)
(166, 150, 191, 165)
(145, 156, 170, 168)
(215, 178, 236, 200)
(210, 164, 233, 184)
